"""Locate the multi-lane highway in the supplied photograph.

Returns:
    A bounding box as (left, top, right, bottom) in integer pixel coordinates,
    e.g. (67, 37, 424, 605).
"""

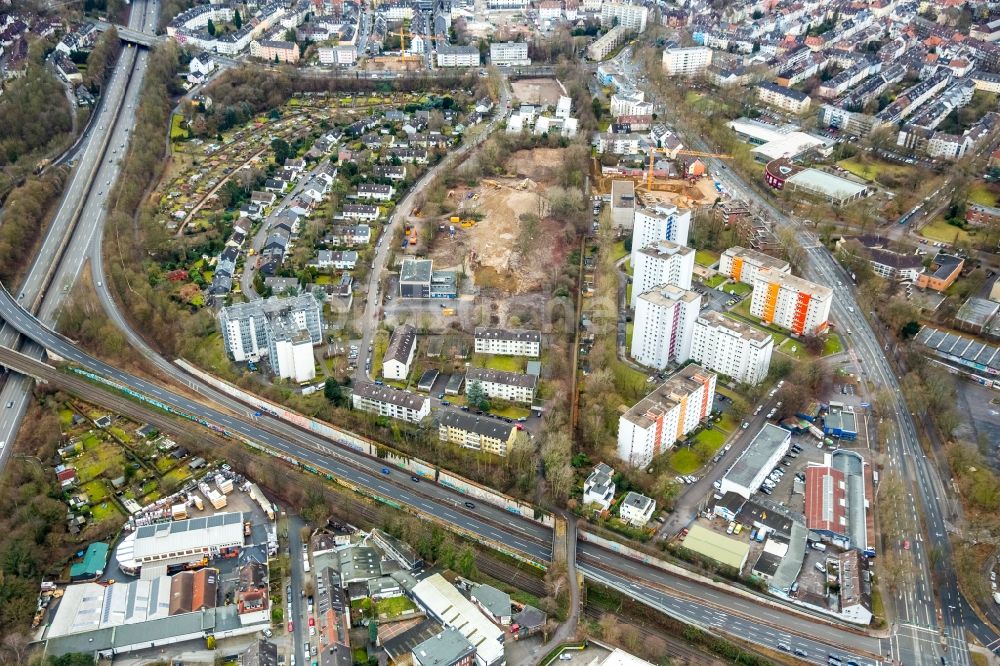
(0, 283, 891, 665)
(0, 0, 156, 473)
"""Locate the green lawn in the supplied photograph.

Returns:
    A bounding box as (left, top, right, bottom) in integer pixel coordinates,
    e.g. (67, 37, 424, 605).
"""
(491, 404, 531, 419)
(625, 283, 632, 304)
(704, 274, 728, 289)
(59, 409, 76, 427)
(693, 427, 725, 450)
(838, 157, 917, 183)
(624, 260, 633, 276)
(75, 440, 125, 483)
(669, 448, 701, 474)
(969, 182, 998, 207)
(625, 322, 634, 350)
(163, 466, 191, 488)
(612, 240, 629, 262)
(376, 596, 417, 618)
(170, 114, 188, 140)
(91, 499, 122, 522)
(823, 334, 843, 356)
(612, 361, 649, 397)
(725, 282, 753, 297)
(82, 479, 108, 503)
(778, 338, 809, 359)
(694, 249, 719, 267)
(473, 354, 526, 373)
(919, 217, 972, 244)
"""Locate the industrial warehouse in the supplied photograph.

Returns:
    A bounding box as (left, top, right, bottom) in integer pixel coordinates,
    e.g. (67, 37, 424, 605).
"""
(40, 465, 278, 658)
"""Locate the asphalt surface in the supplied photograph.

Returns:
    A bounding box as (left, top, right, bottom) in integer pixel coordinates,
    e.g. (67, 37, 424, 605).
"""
(0, 0, 155, 469)
(684, 131, 980, 666)
(0, 36, 980, 664)
(353, 76, 512, 382)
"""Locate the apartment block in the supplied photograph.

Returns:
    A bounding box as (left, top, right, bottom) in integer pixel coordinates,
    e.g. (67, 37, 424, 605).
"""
(600, 3, 647, 32)
(631, 240, 695, 307)
(587, 25, 626, 61)
(750, 268, 832, 336)
(689, 311, 773, 385)
(662, 46, 712, 76)
(617, 364, 717, 468)
(631, 285, 701, 369)
(382, 324, 417, 381)
(352, 381, 430, 423)
(756, 82, 811, 114)
(250, 39, 300, 63)
(466, 368, 537, 404)
(490, 41, 530, 67)
(218, 294, 323, 380)
(436, 43, 481, 67)
(438, 411, 519, 456)
(474, 328, 541, 357)
(630, 205, 691, 264)
(718, 246, 790, 285)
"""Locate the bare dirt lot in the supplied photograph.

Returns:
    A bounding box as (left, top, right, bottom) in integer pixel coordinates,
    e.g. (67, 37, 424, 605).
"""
(429, 148, 572, 296)
(511, 78, 565, 107)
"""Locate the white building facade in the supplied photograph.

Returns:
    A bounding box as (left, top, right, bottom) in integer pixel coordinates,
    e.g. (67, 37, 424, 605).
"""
(617, 365, 717, 468)
(689, 312, 773, 385)
(631, 240, 695, 307)
(631, 285, 701, 369)
(630, 206, 692, 264)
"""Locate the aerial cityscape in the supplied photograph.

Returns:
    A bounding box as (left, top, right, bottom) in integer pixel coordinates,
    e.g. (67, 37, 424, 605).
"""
(3, 0, 1000, 664)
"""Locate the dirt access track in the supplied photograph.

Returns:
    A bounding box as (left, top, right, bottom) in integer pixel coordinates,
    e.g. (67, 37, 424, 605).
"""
(431, 148, 571, 294)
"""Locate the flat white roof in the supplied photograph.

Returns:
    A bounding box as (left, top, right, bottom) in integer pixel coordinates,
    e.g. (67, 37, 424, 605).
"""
(412, 574, 504, 666)
(132, 512, 245, 561)
(787, 168, 867, 200)
(750, 132, 824, 160)
(600, 648, 657, 666)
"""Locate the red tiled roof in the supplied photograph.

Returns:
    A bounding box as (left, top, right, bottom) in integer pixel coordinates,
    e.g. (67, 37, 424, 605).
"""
(804, 466, 846, 534)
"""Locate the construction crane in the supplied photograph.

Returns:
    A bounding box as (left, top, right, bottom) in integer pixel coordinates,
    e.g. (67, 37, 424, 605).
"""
(394, 24, 408, 63)
(645, 147, 733, 189)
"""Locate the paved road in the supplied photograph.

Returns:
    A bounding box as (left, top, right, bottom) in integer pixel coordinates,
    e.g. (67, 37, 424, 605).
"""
(0, 287, 913, 664)
(682, 131, 979, 665)
(0, 0, 155, 471)
(353, 77, 512, 381)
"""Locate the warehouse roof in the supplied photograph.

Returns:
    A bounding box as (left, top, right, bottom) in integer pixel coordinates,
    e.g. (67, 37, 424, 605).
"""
(401, 258, 433, 283)
(411, 574, 505, 666)
(724, 424, 791, 491)
(70, 542, 109, 579)
(132, 512, 245, 562)
(680, 524, 750, 571)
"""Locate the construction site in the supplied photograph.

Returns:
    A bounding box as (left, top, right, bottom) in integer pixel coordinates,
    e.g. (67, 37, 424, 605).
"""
(425, 148, 571, 300)
(366, 24, 424, 72)
(591, 146, 730, 207)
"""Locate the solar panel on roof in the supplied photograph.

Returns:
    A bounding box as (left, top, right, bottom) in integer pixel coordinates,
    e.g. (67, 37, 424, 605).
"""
(963, 341, 984, 360)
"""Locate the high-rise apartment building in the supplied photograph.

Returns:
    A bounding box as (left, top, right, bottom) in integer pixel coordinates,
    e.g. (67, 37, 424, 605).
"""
(689, 311, 773, 385)
(631, 285, 701, 369)
(631, 240, 695, 307)
(617, 364, 717, 467)
(750, 268, 832, 335)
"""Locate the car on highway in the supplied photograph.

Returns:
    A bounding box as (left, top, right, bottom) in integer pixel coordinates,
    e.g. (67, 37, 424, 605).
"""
(410, 475, 420, 482)
(5, 402, 12, 409)
(464, 501, 475, 509)
(793, 649, 808, 658)
(309, 617, 315, 627)
(741, 422, 749, 429)
(381, 467, 390, 474)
